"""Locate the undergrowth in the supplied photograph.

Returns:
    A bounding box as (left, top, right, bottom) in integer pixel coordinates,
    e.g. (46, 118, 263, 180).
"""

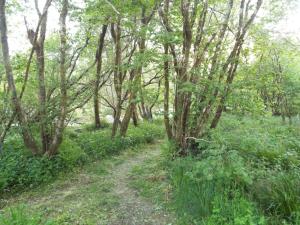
(0, 122, 164, 196)
(167, 115, 300, 225)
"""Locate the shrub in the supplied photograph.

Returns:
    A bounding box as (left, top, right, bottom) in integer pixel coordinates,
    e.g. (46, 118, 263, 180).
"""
(58, 136, 87, 166)
(80, 119, 111, 131)
(74, 122, 164, 159)
(0, 146, 65, 193)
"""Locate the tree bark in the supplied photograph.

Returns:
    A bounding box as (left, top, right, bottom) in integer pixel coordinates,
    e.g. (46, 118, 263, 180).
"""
(111, 18, 122, 138)
(163, 44, 173, 140)
(0, 0, 39, 154)
(94, 24, 108, 129)
(46, 0, 68, 156)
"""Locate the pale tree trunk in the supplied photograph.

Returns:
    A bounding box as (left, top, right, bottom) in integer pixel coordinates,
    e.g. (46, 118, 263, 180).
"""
(94, 24, 108, 129)
(36, 44, 48, 152)
(46, 0, 68, 156)
(0, 0, 39, 154)
(111, 18, 122, 138)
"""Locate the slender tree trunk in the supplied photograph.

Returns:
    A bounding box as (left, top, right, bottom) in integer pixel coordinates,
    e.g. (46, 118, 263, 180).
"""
(36, 45, 48, 153)
(163, 44, 173, 140)
(94, 24, 108, 129)
(0, 0, 39, 154)
(46, 0, 68, 156)
(111, 19, 122, 138)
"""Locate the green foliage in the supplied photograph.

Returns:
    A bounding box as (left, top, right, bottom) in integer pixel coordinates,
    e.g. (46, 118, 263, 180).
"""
(0, 139, 65, 193)
(208, 115, 300, 167)
(58, 136, 88, 166)
(74, 122, 164, 159)
(252, 171, 300, 224)
(168, 115, 300, 224)
(170, 148, 254, 224)
(205, 192, 265, 225)
(0, 122, 164, 194)
(0, 205, 56, 225)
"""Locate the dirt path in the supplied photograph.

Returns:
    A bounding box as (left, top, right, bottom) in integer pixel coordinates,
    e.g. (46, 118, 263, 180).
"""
(1, 143, 174, 225)
(109, 145, 172, 225)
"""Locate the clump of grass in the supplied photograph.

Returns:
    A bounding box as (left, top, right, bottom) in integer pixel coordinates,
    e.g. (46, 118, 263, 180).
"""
(0, 205, 56, 225)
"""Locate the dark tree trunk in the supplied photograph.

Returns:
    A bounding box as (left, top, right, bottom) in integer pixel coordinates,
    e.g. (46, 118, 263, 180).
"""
(163, 44, 173, 140)
(94, 24, 108, 129)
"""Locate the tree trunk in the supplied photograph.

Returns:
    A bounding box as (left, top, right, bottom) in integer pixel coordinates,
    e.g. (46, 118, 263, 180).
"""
(46, 0, 68, 156)
(163, 44, 173, 140)
(94, 24, 108, 129)
(132, 105, 139, 126)
(36, 45, 49, 153)
(120, 95, 134, 136)
(0, 0, 39, 154)
(111, 19, 122, 138)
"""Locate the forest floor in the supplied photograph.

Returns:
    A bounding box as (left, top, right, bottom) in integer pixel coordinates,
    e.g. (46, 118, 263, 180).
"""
(1, 142, 175, 225)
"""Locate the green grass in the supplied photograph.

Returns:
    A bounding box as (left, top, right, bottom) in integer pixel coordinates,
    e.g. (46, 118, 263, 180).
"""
(165, 115, 300, 225)
(0, 144, 151, 224)
(129, 154, 170, 205)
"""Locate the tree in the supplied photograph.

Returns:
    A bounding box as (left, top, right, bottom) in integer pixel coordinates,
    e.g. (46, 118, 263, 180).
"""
(159, 0, 263, 153)
(0, 0, 70, 156)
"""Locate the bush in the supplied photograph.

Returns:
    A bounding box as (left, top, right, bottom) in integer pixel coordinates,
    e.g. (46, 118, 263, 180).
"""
(208, 115, 300, 168)
(80, 119, 111, 131)
(58, 136, 87, 166)
(0, 145, 65, 193)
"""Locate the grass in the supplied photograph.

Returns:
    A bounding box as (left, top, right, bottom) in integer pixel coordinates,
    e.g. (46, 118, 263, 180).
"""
(0, 145, 149, 225)
(129, 154, 170, 205)
(166, 114, 300, 225)
(2, 116, 298, 224)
